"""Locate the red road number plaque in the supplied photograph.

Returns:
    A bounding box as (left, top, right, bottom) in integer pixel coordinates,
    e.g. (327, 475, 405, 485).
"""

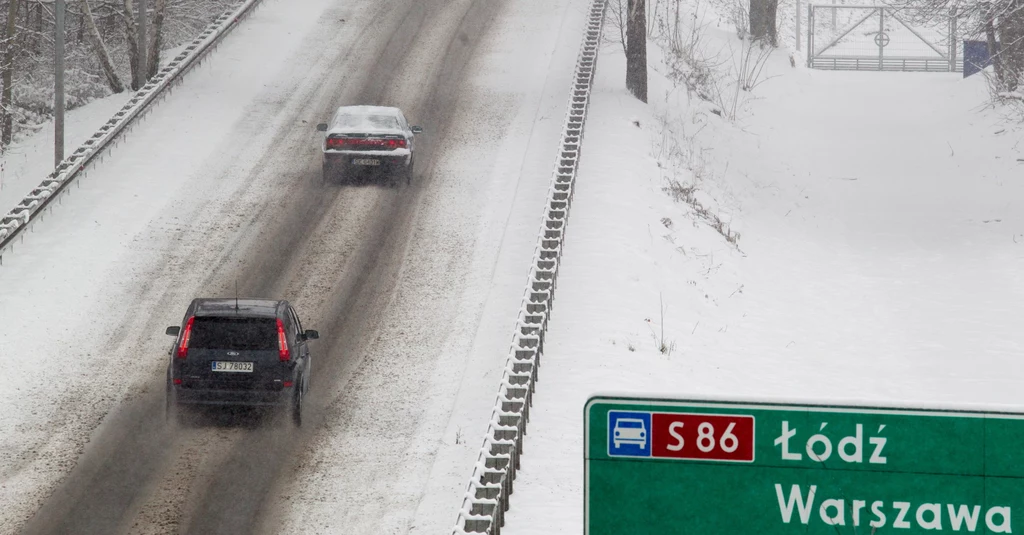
(651, 412, 755, 462)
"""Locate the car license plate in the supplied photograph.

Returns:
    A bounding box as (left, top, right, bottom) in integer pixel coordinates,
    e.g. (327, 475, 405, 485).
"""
(211, 361, 254, 373)
(352, 158, 380, 166)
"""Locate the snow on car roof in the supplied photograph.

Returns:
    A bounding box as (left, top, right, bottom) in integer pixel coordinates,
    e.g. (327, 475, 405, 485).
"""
(329, 106, 404, 134)
(336, 105, 401, 115)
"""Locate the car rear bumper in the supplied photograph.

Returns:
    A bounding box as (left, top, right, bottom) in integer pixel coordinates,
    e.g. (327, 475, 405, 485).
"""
(323, 150, 410, 168)
(174, 386, 290, 407)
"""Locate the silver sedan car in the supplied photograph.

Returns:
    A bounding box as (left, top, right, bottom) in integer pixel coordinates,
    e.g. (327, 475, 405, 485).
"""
(316, 105, 423, 185)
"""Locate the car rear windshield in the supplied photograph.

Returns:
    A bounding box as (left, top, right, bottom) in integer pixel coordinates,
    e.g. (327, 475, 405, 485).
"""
(335, 114, 400, 130)
(189, 317, 278, 351)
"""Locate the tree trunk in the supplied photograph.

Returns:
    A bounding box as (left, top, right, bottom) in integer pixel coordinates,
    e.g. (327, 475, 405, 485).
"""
(749, 0, 779, 46)
(626, 0, 648, 103)
(103, 6, 116, 35)
(999, 0, 1024, 91)
(122, 0, 142, 90)
(37, 2, 45, 52)
(146, 0, 166, 79)
(77, 5, 86, 44)
(21, 0, 31, 53)
(983, 2, 1004, 87)
(2, 0, 20, 148)
(84, 0, 124, 93)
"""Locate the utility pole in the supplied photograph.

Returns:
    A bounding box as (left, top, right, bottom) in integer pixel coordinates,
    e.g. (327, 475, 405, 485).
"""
(55, 0, 65, 166)
(138, 0, 148, 87)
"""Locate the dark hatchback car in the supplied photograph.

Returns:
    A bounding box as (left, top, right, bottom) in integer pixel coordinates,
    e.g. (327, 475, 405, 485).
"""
(164, 298, 318, 426)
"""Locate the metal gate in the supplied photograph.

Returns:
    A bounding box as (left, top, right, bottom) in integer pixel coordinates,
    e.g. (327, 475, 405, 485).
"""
(807, 4, 964, 72)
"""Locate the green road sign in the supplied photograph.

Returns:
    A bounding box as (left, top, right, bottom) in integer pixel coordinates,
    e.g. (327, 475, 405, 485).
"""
(585, 396, 1024, 534)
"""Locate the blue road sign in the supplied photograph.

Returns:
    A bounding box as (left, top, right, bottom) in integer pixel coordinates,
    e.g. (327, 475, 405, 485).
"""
(607, 410, 651, 457)
(964, 40, 1000, 78)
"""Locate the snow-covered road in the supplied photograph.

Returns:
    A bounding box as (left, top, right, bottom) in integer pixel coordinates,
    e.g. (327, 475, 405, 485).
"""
(0, 0, 588, 532)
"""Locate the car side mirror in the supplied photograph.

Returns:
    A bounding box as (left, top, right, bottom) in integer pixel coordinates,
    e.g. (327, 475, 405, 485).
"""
(410, 126, 423, 134)
(166, 326, 180, 336)
(304, 329, 320, 340)
(316, 123, 328, 132)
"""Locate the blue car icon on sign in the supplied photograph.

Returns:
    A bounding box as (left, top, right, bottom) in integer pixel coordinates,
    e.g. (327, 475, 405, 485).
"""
(608, 411, 652, 457)
(614, 418, 647, 448)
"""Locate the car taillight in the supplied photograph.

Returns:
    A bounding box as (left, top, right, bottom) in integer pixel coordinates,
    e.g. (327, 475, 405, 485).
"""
(277, 318, 290, 362)
(327, 137, 405, 149)
(176, 316, 194, 359)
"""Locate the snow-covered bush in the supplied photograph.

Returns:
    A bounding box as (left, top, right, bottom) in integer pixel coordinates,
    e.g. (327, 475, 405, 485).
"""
(654, 0, 774, 120)
(982, 69, 1024, 123)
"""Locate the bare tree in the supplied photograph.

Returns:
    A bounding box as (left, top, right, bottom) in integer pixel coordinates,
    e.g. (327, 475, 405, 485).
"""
(0, 0, 235, 150)
(605, 0, 628, 50)
(121, 0, 142, 90)
(748, 0, 778, 46)
(2, 0, 18, 147)
(983, 2, 1005, 83)
(1000, 0, 1024, 90)
(146, 0, 166, 78)
(626, 0, 648, 102)
(84, 0, 125, 93)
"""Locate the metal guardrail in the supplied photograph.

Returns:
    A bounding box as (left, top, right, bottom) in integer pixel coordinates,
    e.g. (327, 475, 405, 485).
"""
(450, 0, 607, 533)
(0, 0, 267, 263)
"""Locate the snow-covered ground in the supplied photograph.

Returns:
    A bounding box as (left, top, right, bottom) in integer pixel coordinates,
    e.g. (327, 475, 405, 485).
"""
(0, 92, 132, 217)
(503, 9, 1024, 534)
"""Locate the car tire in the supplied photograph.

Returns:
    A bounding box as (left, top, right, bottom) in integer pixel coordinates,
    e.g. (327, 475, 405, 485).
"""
(166, 380, 187, 427)
(322, 162, 335, 184)
(291, 383, 303, 428)
(404, 156, 414, 185)
(165, 380, 174, 423)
